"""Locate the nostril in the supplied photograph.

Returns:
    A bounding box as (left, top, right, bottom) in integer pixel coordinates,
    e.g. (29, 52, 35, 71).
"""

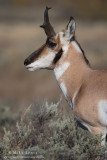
(24, 59, 29, 66)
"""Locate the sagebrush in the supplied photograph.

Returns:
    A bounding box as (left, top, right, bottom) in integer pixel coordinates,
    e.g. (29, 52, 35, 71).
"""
(0, 102, 107, 160)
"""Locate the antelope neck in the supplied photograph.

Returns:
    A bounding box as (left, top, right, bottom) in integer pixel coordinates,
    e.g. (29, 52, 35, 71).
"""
(54, 43, 91, 101)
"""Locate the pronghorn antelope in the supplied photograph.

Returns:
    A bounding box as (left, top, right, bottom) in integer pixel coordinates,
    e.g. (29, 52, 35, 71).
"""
(24, 7, 107, 145)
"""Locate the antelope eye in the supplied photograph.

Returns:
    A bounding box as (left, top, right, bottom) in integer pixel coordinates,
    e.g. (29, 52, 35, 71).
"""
(49, 42, 57, 48)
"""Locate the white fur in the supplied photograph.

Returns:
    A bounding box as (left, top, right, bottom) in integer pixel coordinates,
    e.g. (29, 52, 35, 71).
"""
(54, 33, 70, 80)
(60, 83, 67, 98)
(65, 19, 75, 40)
(101, 128, 107, 146)
(72, 41, 82, 53)
(99, 100, 107, 126)
(54, 62, 70, 80)
(74, 119, 91, 132)
(59, 32, 66, 45)
(70, 91, 78, 110)
(59, 32, 69, 54)
(59, 32, 82, 55)
(25, 51, 55, 71)
(80, 121, 91, 132)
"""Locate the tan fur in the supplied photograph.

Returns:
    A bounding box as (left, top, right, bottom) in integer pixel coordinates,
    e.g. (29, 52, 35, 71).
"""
(24, 8, 107, 142)
(25, 29, 107, 141)
(55, 42, 107, 135)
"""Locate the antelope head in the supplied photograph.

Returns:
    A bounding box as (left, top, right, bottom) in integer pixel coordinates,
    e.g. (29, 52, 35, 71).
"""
(24, 7, 76, 71)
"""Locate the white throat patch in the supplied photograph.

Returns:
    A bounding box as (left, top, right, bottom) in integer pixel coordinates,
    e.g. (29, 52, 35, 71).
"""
(54, 62, 70, 80)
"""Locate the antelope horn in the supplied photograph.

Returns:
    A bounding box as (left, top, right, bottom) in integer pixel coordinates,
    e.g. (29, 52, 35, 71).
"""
(40, 6, 56, 37)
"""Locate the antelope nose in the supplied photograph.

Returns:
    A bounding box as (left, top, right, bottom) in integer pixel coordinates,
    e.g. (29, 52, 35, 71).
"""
(24, 59, 29, 66)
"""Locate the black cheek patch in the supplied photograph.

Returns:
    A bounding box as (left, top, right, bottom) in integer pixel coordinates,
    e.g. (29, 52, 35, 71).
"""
(53, 49, 63, 64)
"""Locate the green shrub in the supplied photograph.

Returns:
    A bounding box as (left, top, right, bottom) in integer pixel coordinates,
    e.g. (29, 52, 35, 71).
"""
(0, 102, 107, 160)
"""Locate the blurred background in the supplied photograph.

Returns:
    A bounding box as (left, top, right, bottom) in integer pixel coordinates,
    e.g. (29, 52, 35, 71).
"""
(0, 0, 107, 136)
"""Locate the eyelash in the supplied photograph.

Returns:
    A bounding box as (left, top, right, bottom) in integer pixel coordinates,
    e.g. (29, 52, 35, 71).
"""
(49, 42, 57, 48)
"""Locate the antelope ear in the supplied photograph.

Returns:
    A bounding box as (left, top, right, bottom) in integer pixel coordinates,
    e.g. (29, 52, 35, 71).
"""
(65, 17, 76, 41)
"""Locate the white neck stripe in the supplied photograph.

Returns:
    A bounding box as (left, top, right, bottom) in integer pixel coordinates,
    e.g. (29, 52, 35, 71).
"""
(54, 62, 70, 80)
(72, 41, 82, 53)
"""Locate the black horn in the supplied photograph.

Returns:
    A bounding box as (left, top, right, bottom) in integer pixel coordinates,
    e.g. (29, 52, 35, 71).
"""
(40, 7, 56, 37)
